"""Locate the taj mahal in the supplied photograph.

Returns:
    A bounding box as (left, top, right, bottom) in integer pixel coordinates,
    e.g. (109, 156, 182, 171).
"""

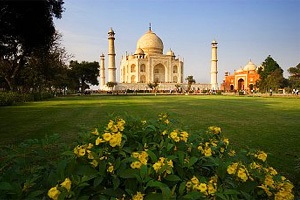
(99, 25, 219, 92)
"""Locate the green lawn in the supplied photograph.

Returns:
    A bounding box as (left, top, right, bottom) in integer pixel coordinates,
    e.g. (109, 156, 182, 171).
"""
(1, 94, 300, 184)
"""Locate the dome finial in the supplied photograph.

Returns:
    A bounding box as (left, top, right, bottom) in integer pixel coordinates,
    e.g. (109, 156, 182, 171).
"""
(149, 23, 152, 31)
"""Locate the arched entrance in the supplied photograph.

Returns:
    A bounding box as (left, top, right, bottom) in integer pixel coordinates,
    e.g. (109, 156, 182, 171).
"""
(238, 78, 244, 90)
(153, 64, 165, 82)
(140, 75, 146, 83)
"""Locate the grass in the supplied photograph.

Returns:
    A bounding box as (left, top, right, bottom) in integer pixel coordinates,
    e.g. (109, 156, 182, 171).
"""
(1, 94, 300, 185)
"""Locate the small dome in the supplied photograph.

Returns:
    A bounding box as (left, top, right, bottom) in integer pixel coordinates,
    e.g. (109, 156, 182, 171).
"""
(236, 67, 244, 73)
(244, 60, 257, 71)
(166, 49, 175, 56)
(134, 47, 144, 55)
(136, 29, 164, 55)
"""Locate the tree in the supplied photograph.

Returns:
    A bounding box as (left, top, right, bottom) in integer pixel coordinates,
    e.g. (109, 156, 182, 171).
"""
(106, 82, 118, 92)
(147, 82, 159, 93)
(185, 75, 195, 92)
(256, 55, 286, 92)
(0, 0, 64, 91)
(287, 63, 300, 89)
(69, 61, 99, 94)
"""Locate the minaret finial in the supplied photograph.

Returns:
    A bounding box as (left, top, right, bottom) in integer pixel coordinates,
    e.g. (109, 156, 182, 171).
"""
(149, 23, 152, 31)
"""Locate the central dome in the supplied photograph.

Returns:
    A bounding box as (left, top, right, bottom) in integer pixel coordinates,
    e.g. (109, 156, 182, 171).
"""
(136, 29, 164, 55)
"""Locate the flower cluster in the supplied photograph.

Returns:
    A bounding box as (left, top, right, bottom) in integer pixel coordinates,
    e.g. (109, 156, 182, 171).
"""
(131, 151, 148, 169)
(48, 178, 71, 200)
(186, 175, 217, 197)
(197, 127, 230, 157)
(47, 113, 295, 200)
(208, 126, 221, 134)
(158, 113, 170, 124)
(168, 129, 189, 143)
(152, 157, 173, 175)
(227, 162, 251, 182)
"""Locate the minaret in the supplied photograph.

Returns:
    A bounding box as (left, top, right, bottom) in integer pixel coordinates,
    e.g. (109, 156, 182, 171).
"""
(108, 27, 116, 82)
(99, 53, 105, 89)
(210, 40, 218, 90)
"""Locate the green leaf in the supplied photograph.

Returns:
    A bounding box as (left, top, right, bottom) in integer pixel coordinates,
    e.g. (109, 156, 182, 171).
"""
(146, 180, 171, 198)
(224, 189, 240, 195)
(93, 176, 103, 187)
(183, 191, 204, 199)
(178, 181, 186, 196)
(146, 149, 157, 162)
(119, 168, 139, 179)
(164, 174, 181, 182)
(145, 193, 164, 200)
(187, 157, 198, 168)
(0, 182, 13, 191)
(140, 164, 147, 180)
(113, 177, 120, 190)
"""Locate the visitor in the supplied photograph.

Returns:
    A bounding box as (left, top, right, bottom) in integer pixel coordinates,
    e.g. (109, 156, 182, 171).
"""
(269, 88, 272, 96)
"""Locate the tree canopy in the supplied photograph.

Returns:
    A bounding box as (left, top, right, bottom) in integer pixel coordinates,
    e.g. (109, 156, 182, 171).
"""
(185, 75, 195, 92)
(69, 61, 100, 94)
(0, 0, 64, 91)
(256, 55, 286, 92)
(287, 63, 300, 89)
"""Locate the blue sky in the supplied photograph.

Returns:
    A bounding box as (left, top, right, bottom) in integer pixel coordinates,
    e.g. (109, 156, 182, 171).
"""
(54, 0, 300, 84)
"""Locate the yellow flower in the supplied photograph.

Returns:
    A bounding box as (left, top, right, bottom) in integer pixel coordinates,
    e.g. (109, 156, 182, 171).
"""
(191, 176, 199, 185)
(167, 160, 173, 167)
(208, 126, 221, 134)
(132, 191, 144, 200)
(204, 147, 212, 157)
(48, 186, 61, 200)
(117, 119, 125, 131)
(264, 175, 274, 187)
(223, 138, 229, 145)
(87, 150, 94, 159)
(257, 151, 267, 162)
(153, 162, 162, 172)
(78, 147, 86, 156)
(164, 119, 170, 124)
(91, 128, 99, 135)
(102, 133, 112, 141)
(169, 131, 178, 139)
(60, 178, 71, 192)
(258, 184, 273, 197)
(109, 132, 122, 147)
(186, 181, 193, 189)
(208, 184, 216, 195)
(228, 150, 236, 157)
(132, 152, 140, 158)
(90, 159, 98, 167)
(198, 183, 207, 193)
(237, 168, 248, 182)
(107, 164, 114, 173)
(95, 137, 105, 145)
(227, 163, 238, 174)
(162, 130, 167, 135)
(131, 161, 142, 169)
(180, 131, 189, 142)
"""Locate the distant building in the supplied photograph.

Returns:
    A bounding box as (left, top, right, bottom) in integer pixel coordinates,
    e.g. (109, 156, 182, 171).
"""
(119, 26, 184, 84)
(221, 60, 260, 92)
(100, 25, 218, 91)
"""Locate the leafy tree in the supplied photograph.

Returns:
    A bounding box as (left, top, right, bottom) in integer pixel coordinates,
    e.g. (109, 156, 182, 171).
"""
(0, 0, 64, 91)
(288, 63, 300, 89)
(106, 82, 118, 92)
(147, 82, 159, 93)
(185, 75, 195, 92)
(69, 61, 99, 94)
(256, 55, 286, 92)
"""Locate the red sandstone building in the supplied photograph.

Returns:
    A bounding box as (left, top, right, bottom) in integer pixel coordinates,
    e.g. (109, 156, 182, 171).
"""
(221, 60, 260, 92)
